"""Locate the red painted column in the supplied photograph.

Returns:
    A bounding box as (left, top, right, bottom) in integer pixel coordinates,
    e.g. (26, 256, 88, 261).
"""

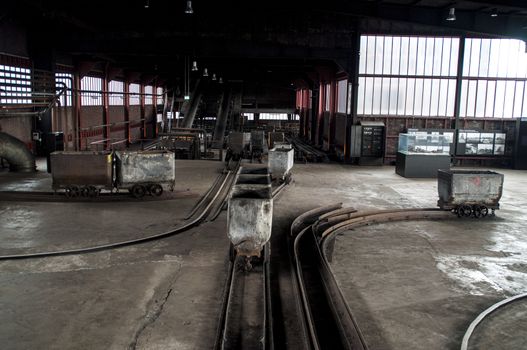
(124, 81, 130, 145)
(140, 84, 146, 139)
(102, 74, 110, 150)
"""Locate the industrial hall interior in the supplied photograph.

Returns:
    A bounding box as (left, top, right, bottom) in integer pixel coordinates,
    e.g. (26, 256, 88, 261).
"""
(2, 1, 527, 349)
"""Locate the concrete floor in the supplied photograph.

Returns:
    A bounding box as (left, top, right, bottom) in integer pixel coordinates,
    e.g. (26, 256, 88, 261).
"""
(1, 160, 526, 349)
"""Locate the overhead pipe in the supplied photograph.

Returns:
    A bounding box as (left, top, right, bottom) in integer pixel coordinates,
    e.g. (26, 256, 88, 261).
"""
(0, 132, 36, 172)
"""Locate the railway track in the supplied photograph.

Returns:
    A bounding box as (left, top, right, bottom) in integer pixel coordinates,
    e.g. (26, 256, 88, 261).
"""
(0, 189, 195, 202)
(0, 168, 236, 260)
(289, 204, 452, 350)
(285, 136, 328, 163)
(214, 244, 273, 350)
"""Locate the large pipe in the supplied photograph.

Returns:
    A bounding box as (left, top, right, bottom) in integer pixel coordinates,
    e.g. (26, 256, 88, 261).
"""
(0, 132, 36, 172)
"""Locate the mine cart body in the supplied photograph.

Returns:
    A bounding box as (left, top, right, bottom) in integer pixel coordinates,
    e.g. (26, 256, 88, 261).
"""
(50, 151, 113, 191)
(228, 132, 251, 154)
(115, 150, 175, 191)
(228, 166, 273, 258)
(250, 130, 265, 152)
(268, 146, 294, 181)
(269, 132, 285, 148)
(437, 170, 504, 210)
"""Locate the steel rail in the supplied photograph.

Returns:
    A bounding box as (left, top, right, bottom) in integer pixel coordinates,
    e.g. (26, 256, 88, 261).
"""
(289, 204, 344, 350)
(0, 170, 233, 260)
(207, 164, 241, 222)
(214, 244, 272, 350)
(292, 206, 453, 350)
(460, 292, 527, 350)
(184, 171, 227, 220)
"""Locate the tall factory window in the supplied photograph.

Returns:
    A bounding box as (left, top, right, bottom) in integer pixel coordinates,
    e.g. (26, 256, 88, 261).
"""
(144, 85, 153, 105)
(109, 80, 124, 106)
(55, 73, 72, 106)
(80, 76, 102, 106)
(337, 79, 347, 113)
(129, 83, 141, 105)
(460, 39, 527, 118)
(0, 64, 32, 104)
(358, 36, 459, 116)
(156, 87, 164, 104)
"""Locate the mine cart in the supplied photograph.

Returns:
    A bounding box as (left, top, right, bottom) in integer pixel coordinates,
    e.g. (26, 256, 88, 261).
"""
(437, 169, 504, 217)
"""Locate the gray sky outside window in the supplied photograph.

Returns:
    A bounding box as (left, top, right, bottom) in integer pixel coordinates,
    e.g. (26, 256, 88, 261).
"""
(357, 36, 527, 119)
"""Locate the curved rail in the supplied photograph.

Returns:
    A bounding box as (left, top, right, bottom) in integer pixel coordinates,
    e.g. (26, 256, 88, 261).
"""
(460, 292, 527, 350)
(0, 170, 233, 260)
(291, 205, 453, 350)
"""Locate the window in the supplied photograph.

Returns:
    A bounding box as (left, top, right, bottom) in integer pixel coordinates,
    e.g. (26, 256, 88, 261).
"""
(55, 73, 72, 106)
(80, 76, 102, 106)
(167, 111, 182, 119)
(460, 39, 527, 118)
(109, 80, 124, 106)
(157, 87, 164, 104)
(0, 64, 32, 104)
(129, 83, 141, 105)
(144, 85, 153, 105)
(358, 35, 459, 117)
(243, 113, 254, 121)
(292, 114, 300, 121)
(259, 113, 289, 120)
(337, 80, 347, 113)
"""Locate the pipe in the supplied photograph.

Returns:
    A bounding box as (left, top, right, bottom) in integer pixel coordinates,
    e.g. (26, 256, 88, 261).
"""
(0, 132, 36, 172)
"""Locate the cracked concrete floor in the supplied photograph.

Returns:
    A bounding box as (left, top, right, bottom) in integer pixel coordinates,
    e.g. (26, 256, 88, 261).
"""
(0, 160, 230, 350)
(1, 161, 526, 349)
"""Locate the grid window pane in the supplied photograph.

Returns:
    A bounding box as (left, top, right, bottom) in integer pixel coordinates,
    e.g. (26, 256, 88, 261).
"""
(109, 80, 124, 106)
(129, 83, 141, 105)
(80, 76, 102, 106)
(144, 85, 153, 105)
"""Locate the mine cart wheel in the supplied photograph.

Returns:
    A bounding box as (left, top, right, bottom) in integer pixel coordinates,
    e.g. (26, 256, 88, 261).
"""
(472, 205, 482, 218)
(285, 173, 292, 185)
(131, 184, 146, 199)
(458, 204, 472, 218)
(480, 206, 489, 217)
(80, 186, 90, 197)
(67, 186, 80, 198)
(88, 186, 99, 198)
(150, 184, 163, 197)
(64, 187, 73, 198)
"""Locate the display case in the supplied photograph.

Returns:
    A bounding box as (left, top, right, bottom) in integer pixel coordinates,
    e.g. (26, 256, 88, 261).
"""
(396, 133, 451, 178)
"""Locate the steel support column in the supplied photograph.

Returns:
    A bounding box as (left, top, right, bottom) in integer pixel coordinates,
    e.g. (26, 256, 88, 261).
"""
(346, 29, 361, 163)
(124, 80, 130, 145)
(102, 71, 110, 149)
(452, 36, 466, 164)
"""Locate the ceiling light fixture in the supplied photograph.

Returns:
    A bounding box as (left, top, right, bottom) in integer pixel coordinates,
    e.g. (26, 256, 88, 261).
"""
(144, 0, 150, 8)
(191, 61, 198, 71)
(219, 77, 223, 84)
(446, 8, 456, 21)
(212, 73, 217, 81)
(185, 1, 193, 14)
(491, 8, 498, 17)
(203, 68, 208, 77)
